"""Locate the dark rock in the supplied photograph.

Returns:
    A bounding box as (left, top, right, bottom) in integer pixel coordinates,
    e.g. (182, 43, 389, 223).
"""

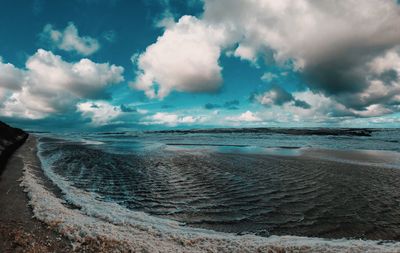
(0, 121, 28, 174)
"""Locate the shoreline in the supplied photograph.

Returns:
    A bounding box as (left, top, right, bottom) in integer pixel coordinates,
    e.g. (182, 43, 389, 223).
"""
(0, 136, 72, 252)
(3, 135, 400, 252)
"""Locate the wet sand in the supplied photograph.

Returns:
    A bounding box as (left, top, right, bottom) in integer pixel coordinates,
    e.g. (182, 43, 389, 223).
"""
(0, 136, 72, 252)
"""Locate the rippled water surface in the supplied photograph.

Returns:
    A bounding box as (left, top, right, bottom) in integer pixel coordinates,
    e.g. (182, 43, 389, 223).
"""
(36, 129, 400, 240)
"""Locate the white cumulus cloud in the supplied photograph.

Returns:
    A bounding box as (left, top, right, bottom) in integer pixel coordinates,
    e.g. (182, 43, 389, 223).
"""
(132, 15, 228, 99)
(0, 59, 25, 91)
(134, 0, 400, 118)
(41, 22, 100, 56)
(142, 112, 201, 126)
(77, 101, 122, 125)
(226, 111, 261, 122)
(0, 49, 124, 119)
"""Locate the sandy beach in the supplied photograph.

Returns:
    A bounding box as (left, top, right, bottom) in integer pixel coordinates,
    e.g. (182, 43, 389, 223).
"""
(0, 136, 72, 252)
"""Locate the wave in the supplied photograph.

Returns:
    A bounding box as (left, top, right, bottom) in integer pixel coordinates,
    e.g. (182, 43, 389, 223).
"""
(18, 137, 400, 252)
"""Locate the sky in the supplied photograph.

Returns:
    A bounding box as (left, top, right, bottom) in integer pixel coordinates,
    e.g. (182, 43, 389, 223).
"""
(0, 0, 400, 131)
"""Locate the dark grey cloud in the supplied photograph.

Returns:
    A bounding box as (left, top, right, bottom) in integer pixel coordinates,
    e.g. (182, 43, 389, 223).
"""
(223, 100, 239, 110)
(161, 104, 174, 109)
(293, 99, 311, 109)
(204, 100, 240, 110)
(120, 104, 137, 113)
(302, 46, 400, 111)
(379, 70, 398, 85)
(204, 103, 220, 110)
(202, 0, 400, 117)
(252, 85, 311, 109)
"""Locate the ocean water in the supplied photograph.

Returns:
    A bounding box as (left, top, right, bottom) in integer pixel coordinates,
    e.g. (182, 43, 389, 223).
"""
(34, 128, 400, 244)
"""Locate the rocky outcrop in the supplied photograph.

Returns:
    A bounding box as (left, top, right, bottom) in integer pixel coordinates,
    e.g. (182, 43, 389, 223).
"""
(0, 121, 28, 173)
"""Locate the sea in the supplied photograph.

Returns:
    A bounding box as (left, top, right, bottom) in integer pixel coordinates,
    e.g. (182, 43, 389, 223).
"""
(24, 128, 400, 251)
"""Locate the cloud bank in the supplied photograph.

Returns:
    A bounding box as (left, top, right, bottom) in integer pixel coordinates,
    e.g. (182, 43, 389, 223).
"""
(133, 0, 400, 119)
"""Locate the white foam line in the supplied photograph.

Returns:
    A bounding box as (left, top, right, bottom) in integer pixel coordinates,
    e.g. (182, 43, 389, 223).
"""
(19, 142, 400, 252)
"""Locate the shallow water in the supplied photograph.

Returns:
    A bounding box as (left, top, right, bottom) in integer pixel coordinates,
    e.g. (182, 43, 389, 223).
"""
(36, 129, 400, 240)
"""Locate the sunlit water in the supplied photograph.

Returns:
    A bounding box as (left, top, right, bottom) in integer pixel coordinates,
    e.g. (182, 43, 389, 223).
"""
(36, 129, 400, 240)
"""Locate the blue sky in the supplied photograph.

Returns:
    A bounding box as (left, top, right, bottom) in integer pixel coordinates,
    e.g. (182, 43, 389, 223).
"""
(1, 0, 400, 131)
